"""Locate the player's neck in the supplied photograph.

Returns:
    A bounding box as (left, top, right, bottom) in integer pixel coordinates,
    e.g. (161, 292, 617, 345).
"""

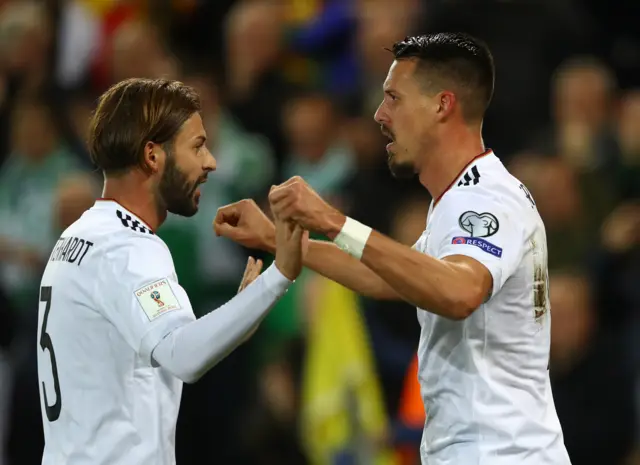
(418, 127, 486, 202)
(101, 175, 166, 232)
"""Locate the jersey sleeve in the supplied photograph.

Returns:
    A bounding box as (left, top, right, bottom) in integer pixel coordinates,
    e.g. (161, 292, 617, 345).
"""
(430, 191, 525, 298)
(101, 236, 196, 364)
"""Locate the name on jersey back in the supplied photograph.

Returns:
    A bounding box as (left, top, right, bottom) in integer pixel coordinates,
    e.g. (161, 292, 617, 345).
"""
(48, 236, 94, 266)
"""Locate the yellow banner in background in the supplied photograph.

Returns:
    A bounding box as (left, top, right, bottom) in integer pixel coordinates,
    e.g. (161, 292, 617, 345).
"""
(300, 277, 397, 465)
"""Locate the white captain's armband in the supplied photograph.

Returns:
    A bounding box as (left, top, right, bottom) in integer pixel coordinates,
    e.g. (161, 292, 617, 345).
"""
(134, 278, 182, 321)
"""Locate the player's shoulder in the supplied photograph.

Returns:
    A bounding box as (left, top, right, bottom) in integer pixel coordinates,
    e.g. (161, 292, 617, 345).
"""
(432, 151, 542, 244)
(440, 150, 533, 214)
(73, 200, 170, 265)
(85, 200, 156, 236)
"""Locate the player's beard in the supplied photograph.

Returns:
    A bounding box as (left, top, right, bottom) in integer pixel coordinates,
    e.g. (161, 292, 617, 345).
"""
(387, 151, 416, 179)
(382, 125, 416, 179)
(158, 155, 200, 217)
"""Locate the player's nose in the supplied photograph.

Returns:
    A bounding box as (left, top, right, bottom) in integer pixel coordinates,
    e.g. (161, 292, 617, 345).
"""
(373, 102, 388, 125)
(203, 147, 216, 172)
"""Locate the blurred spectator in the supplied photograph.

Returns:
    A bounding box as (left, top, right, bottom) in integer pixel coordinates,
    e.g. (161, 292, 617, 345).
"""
(615, 89, 640, 200)
(53, 173, 99, 231)
(0, 1, 52, 93)
(595, 202, 640, 328)
(550, 272, 638, 465)
(509, 155, 593, 271)
(0, 0, 54, 167)
(549, 274, 595, 374)
(225, 0, 285, 102)
(536, 56, 618, 169)
(281, 92, 355, 199)
(535, 58, 620, 233)
(594, 201, 640, 387)
(241, 340, 308, 465)
(356, 0, 418, 115)
(0, 97, 83, 309)
(224, 0, 292, 163)
(109, 20, 178, 85)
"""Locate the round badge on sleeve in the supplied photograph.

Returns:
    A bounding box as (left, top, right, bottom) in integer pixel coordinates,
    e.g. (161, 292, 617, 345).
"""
(458, 211, 499, 238)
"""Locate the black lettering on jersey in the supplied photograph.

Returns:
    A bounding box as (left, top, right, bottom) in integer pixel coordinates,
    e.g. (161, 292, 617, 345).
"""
(457, 165, 481, 187)
(77, 241, 93, 265)
(48, 237, 94, 266)
(66, 238, 81, 261)
(519, 183, 536, 208)
(60, 237, 73, 261)
(116, 210, 154, 235)
(49, 238, 64, 261)
(51, 237, 72, 262)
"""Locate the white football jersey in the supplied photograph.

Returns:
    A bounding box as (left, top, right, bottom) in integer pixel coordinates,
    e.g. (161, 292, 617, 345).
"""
(413, 151, 571, 465)
(37, 200, 196, 465)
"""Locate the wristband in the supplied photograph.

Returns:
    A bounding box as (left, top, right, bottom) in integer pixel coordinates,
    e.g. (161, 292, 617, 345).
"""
(333, 217, 372, 260)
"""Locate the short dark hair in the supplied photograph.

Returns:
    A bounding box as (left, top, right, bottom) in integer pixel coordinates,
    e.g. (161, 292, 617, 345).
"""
(391, 33, 495, 122)
(88, 78, 201, 174)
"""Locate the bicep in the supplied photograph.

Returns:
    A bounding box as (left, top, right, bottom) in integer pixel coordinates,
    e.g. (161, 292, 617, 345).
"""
(442, 254, 494, 302)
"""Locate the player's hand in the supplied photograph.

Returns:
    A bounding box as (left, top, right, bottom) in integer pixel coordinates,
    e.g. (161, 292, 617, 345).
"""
(274, 212, 308, 281)
(237, 256, 263, 293)
(268, 176, 346, 237)
(214, 199, 276, 253)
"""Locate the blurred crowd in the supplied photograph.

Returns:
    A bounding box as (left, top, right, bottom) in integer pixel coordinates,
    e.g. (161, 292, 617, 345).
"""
(0, 0, 638, 464)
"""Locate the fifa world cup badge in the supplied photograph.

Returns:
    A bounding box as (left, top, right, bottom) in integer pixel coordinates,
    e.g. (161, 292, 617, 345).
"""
(134, 279, 182, 321)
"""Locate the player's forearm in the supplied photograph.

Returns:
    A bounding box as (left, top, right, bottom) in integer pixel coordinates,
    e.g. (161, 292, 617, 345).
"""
(151, 264, 290, 383)
(302, 239, 400, 300)
(360, 231, 484, 319)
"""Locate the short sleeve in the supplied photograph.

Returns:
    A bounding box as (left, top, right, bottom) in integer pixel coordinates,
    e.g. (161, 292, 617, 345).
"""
(430, 192, 524, 298)
(101, 236, 196, 364)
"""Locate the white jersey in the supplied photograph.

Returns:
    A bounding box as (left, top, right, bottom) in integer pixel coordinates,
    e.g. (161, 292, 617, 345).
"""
(414, 151, 571, 465)
(37, 200, 196, 465)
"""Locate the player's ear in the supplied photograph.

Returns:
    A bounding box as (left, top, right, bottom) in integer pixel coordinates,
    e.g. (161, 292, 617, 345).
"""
(142, 141, 164, 174)
(435, 90, 456, 121)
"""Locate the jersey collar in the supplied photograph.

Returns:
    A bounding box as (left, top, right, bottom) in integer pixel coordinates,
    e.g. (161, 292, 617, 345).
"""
(433, 149, 494, 207)
(94, 198, 156, 233)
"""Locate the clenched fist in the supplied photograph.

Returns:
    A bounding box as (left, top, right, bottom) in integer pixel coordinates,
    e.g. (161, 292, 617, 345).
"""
(268, 176, 345, 237)
(213, 199, 276, 252)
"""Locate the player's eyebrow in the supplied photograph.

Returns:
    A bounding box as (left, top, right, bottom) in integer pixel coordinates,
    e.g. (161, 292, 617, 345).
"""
(193, 135, 207, 144)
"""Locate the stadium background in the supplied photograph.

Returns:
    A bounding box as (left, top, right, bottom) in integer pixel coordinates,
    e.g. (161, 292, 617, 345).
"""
(0, 0, 638, 464)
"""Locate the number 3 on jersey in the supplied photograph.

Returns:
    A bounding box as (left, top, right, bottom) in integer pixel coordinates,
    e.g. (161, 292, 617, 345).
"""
(39, 286, 62, 422)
